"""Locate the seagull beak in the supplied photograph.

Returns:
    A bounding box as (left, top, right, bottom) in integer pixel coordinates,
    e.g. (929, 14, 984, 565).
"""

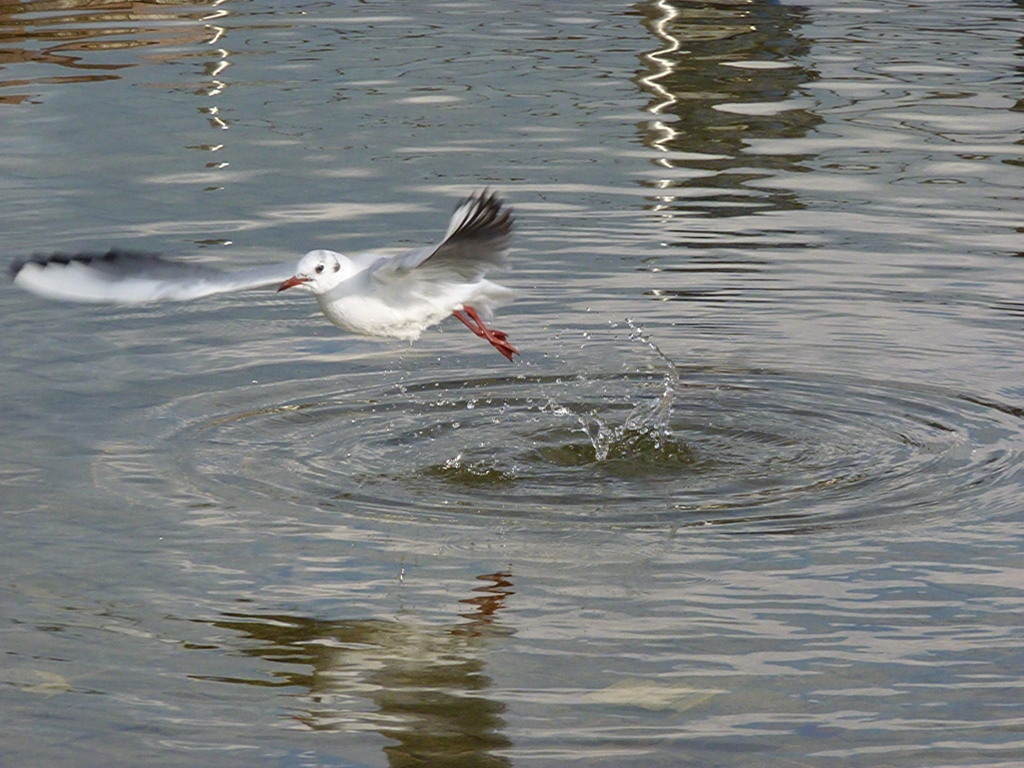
(277, 276, 308, 292)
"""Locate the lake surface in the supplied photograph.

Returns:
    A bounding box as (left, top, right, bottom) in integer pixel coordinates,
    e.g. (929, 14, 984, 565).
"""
(2, 1, 1023, 766)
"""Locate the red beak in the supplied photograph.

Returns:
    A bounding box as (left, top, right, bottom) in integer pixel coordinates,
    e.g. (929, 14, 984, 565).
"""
(278, 276, 308, 292)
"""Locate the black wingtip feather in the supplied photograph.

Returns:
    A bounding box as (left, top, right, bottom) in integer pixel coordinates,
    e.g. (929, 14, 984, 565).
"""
(451, 189, 514, 243)
(9, 249, 161, 281)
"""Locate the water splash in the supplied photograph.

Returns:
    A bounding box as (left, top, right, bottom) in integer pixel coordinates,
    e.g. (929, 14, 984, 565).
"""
(543, 319, 683, 463)
(432, 452, 517, 486)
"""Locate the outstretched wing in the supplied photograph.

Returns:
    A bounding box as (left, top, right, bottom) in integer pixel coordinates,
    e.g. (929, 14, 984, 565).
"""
(371, 190, 514, 284)
(9, 249, 294, 304)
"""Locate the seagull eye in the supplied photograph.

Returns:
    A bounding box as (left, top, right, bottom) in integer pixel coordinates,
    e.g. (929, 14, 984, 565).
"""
(315, 264, 325, 274)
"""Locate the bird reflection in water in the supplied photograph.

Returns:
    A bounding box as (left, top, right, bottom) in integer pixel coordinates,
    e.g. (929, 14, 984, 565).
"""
(197, 571, 516, 767)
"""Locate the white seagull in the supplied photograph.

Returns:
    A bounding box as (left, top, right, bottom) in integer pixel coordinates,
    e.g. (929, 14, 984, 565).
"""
(9, 190, 518, 360)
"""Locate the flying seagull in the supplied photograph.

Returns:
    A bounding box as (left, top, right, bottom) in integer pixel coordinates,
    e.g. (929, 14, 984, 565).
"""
(9, 190, 518, 360)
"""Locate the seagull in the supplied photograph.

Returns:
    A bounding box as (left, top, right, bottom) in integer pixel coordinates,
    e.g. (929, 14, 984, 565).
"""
(9, 190, 518, 361)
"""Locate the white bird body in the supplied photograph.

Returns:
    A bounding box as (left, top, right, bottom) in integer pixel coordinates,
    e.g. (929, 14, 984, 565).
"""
(10, 191, 519, 360)
(311, 258, 513, 341)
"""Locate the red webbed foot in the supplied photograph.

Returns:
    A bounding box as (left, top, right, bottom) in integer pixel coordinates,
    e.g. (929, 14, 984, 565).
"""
(452, 306, 519, 362)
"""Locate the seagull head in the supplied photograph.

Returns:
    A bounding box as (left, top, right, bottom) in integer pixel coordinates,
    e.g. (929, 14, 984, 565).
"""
(278, 250, 351, 295)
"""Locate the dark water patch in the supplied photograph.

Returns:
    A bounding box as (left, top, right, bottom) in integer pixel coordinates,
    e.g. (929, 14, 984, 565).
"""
(93, 365, 1024, 534)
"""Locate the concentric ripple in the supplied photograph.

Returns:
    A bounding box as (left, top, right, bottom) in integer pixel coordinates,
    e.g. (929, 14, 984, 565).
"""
(117, 365, 1024, 532)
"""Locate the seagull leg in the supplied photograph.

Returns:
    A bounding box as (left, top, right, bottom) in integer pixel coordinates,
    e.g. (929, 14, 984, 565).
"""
(452, 306, 519, 361)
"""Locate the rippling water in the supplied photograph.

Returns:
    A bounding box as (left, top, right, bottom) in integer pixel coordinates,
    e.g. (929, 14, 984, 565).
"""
(2, 1, 1023, 767)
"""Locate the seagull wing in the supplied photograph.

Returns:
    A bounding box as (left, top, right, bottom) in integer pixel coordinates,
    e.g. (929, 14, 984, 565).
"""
(370, 190, 513, 284)
(9, 249, 294, 304)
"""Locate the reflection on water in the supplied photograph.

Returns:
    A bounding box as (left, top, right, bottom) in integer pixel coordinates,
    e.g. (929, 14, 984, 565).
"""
(0, 0, 225, 103)
(196, 572, 514, 766)
(634, 0, 818, 215)
(3, 0, 1024, 766)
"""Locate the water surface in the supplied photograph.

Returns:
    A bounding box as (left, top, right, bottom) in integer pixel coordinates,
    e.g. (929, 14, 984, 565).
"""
(2, 1, 1023, 766)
